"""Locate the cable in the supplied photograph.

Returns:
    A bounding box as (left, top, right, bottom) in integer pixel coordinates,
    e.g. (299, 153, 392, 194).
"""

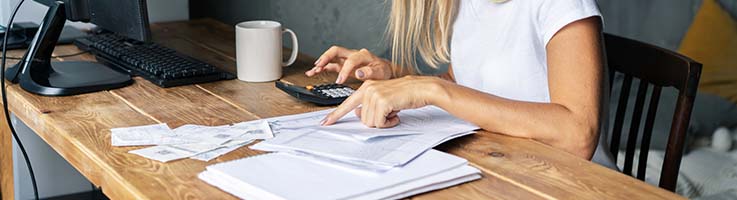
(3, 50, 90, 60)
(1, 0, 40, 200)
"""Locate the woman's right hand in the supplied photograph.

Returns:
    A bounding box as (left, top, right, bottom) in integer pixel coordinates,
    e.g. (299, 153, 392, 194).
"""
(305, 46, 393, 84)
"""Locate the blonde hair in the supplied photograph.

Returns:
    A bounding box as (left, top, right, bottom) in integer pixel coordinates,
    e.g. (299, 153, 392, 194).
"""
(388, 0, 456, 75)
(387, 0, 508, 75)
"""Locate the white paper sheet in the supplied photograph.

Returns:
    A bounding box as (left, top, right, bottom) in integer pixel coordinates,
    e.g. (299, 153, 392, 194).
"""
(267, 106, 477, 141)
(251, 106, 479, 169)
(129, 145, 196, 162)
(190, 140, 254, 162)
(229, 120, 275, 140)
(113, 120, 274, 162)
(198, 150, 480, 200)
(173, 124, 244, 145)
(111, 123, 192, 146)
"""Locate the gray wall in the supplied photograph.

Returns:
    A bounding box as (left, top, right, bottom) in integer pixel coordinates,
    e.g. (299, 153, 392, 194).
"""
(11, 115, 92, 200)
(191, 0, 737, 58)
(191, 0, 390, 59)
(1, 0, 190, 31)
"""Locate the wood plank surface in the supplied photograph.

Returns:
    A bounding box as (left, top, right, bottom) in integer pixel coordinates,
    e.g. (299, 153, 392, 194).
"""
(109, 77, 259, 127)
(0, 18, 686, 200)
(437, 133, 682, 199)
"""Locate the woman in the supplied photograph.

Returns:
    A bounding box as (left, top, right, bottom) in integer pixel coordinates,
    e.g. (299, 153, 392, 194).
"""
(305, 0, 616, 169)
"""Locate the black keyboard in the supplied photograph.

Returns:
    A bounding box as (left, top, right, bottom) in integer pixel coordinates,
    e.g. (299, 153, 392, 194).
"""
(75, 33, 235, 88)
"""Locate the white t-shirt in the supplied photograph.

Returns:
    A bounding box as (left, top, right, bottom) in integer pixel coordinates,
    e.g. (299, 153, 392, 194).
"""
(450, 0, 617, 169)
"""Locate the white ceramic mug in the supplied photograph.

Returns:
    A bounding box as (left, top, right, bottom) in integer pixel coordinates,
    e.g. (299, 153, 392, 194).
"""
(235, 20, 299, 82)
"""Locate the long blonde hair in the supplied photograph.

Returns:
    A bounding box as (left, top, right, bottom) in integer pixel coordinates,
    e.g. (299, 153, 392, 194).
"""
(388, 0, 456, 75)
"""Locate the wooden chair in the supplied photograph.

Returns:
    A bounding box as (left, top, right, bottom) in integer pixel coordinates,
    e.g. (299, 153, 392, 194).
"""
(604, 33, 701, 192)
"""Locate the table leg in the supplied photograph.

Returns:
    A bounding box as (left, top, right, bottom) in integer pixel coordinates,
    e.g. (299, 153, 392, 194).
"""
(0, 110, 13, 200)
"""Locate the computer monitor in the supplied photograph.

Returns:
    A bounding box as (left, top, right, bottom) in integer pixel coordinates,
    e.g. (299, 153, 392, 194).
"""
(4, 0, 140, 96)
(88, 0, 151, 42)
(34, 0, 152, 41)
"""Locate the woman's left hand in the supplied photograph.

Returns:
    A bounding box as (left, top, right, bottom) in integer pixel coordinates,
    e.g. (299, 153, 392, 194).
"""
(320, 76, 447, 128)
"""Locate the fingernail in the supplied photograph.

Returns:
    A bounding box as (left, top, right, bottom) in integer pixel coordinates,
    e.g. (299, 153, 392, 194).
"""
(335, 75, 342, 84)
(320, 116, 328, 126)
(314, 58, 321, 65)
(356, 70, 365, 79)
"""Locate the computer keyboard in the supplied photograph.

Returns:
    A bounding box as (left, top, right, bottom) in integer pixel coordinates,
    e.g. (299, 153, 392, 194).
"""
(75, 33, 235, 88)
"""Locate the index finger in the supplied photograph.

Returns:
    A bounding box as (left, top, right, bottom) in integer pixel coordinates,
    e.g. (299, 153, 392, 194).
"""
(315, 46, 356, 68)
(321, 90, 364, 126)
(335, 50, 373, 84)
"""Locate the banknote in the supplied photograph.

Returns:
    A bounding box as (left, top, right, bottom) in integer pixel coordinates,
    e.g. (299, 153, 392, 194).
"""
(116, 120, 273, 162)
(190, 140, 254, 162)
(111, 123, 193, 146)
(129, 145, 196, 163)
(230, 120, 274, 140)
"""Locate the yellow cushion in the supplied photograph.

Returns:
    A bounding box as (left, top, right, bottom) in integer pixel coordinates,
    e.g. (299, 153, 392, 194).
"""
(679, 0, 737, 103)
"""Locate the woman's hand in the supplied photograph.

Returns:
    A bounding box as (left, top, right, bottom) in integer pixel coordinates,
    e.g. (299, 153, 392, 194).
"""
(305, 46, 393, 84)
(320, 76, 448, 128)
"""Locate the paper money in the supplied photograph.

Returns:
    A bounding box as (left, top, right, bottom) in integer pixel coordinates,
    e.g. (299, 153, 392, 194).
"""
(173, 124, 245, 145)
(129, 145, 196, 162)
(168, 143, 222, 154)
(111, 123, 193, 146)
(190, 140, 254, 162)
(114, 120, 274, 162)
(230, 120, 274, 140)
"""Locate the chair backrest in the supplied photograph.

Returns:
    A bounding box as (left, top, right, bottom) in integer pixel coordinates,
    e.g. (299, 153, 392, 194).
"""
(604, 33, 701, 192)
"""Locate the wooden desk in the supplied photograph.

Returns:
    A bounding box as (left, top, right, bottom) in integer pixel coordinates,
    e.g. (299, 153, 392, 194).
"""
(0, 19, 683, 200)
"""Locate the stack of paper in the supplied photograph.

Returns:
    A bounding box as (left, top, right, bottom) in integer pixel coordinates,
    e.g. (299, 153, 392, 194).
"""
(199, 150, 481, 200)
(251, 106, 479, 171)
(198, 106, 482, 198)
(199, 107, 480, 199)
(111, 120, 274, 162)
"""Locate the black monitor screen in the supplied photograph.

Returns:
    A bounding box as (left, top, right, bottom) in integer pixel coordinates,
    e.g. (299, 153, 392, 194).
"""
(88, 0, 151, 41)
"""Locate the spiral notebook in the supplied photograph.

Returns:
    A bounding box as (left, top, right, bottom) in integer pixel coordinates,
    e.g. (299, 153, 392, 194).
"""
(198, 150, 481, 200)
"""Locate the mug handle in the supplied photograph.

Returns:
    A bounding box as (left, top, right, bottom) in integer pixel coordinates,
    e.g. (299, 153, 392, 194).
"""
(282, 28, 299, 67)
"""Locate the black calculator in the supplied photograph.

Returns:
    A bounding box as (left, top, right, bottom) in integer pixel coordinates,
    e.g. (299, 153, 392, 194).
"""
(275, 81, 355, 106)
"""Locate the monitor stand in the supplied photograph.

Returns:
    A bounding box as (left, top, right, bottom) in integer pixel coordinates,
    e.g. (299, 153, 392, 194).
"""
(5, 1, 132, 96)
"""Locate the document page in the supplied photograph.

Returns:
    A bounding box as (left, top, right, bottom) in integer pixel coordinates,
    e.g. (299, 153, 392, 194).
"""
(268, 106, 477, 140)
(252, 106, 479, 169)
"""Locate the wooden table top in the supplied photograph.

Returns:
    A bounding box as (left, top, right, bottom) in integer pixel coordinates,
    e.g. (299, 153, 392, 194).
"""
(0, 19, 683, 200)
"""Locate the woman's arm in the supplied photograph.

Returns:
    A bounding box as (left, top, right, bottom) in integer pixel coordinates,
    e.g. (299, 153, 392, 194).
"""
(322, 17, 603, 159)
(433, 17, 604, 159)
